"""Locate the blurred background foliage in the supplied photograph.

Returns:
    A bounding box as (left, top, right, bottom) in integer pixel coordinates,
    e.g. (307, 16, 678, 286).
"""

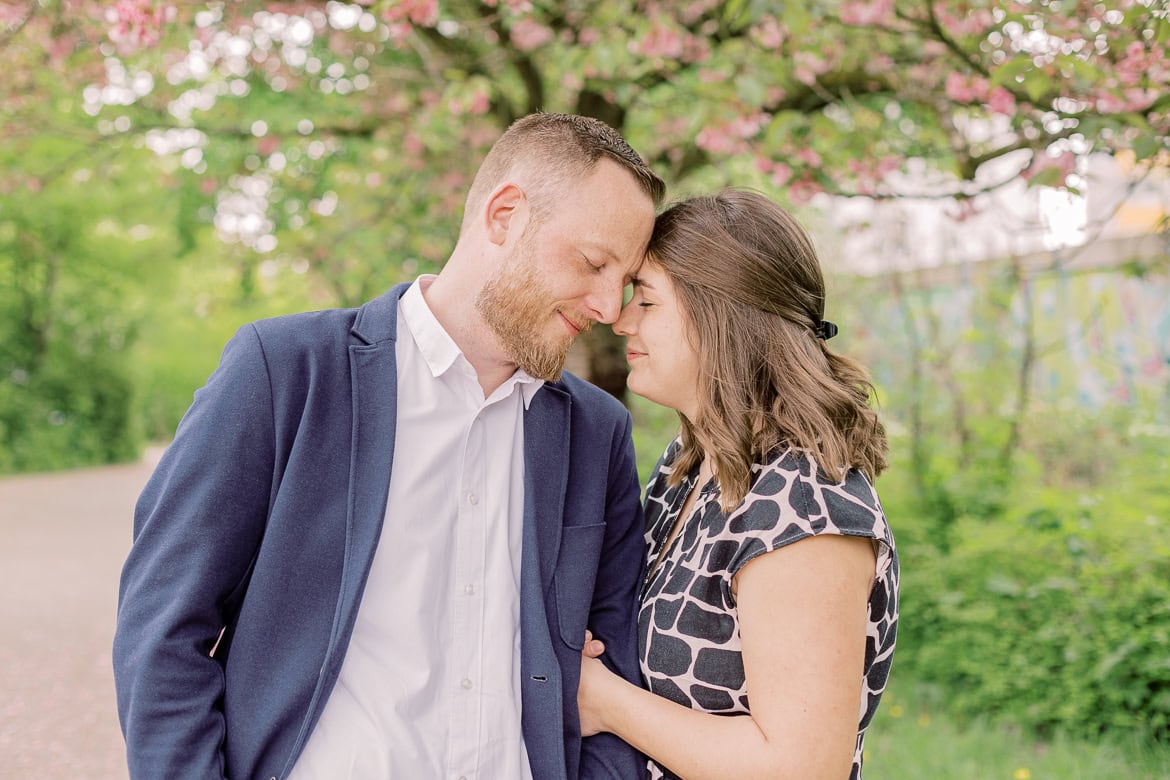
(1, 0, 1168, 773)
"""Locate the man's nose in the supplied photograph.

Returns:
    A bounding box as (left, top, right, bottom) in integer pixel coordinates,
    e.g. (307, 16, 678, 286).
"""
(587, 279, 623, 325)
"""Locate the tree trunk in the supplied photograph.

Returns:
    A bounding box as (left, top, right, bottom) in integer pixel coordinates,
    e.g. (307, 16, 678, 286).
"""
(569, 326, 629, 404)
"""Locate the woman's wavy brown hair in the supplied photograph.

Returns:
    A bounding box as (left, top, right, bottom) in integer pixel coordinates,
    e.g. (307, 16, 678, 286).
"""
(648, 189, 888, 511)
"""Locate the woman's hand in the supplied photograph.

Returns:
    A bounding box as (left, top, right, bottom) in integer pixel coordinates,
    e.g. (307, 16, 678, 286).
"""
(578, 630, 619, 737)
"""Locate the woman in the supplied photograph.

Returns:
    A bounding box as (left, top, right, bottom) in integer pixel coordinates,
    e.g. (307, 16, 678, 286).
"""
(578, 189, 898, 779)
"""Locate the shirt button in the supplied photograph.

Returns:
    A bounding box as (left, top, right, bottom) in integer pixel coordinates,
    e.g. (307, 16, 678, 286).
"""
(464, 584, 475, 595)
(467, 493, 479, 505)
(461, 678, 473, 689)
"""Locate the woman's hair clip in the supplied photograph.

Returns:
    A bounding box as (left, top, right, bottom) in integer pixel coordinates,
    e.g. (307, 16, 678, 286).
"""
(814, 320, 839, 340)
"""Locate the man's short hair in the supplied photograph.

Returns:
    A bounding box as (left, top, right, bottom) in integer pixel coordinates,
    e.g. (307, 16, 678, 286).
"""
(460, 113, 665, 234)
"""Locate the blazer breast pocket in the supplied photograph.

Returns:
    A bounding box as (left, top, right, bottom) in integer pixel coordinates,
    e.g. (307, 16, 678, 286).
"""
(553, 522, 607, 650)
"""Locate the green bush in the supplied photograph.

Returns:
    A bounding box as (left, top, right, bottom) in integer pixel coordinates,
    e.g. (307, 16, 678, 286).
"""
(0, 347, 140, 473)
(892, 420, 1170, 740)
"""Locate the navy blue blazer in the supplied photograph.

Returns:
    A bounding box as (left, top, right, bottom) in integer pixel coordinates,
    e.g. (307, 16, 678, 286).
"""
(114, 284, 646, 779)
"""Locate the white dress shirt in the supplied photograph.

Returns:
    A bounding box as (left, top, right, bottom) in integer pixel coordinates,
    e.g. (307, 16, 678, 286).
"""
(289, 277, 542, 779)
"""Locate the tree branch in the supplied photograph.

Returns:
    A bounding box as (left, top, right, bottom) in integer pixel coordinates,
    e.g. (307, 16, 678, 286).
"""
(0, 1, 36, 49)
(923, 1, 990, 77)
(473, 5, 543, 116)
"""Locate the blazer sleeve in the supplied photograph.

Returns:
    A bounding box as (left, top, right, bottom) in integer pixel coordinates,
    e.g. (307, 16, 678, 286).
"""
(579, 410, 648, 779)
(113, 324, 276, 780)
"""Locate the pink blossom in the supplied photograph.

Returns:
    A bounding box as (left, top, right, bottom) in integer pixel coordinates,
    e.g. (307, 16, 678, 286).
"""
(793, 52, 829, 86)
(381, 0, 438, 27)
(787, 176, 822, 206)
(1094, 87, 1156, 113)
(875, 156, 901, 176)
(385, 93, 410, 114)
(986, 86, 1016, 115)
(681, 0, 722, 25)
(696, 126, 747, 155)
(922, 41, 948, 59)
(1122, 88, 1157, 111)
(107, 0, 173, 52)
(908, 64, 934, 83)
(944, 72, 990, 104)
(731, 112, 769, 138)
(769, 162, 793, 188)
(386, 21, 414, 47)
(578, 28, 599, 46)
(794, 147, 822, 167)
(468, 89, 491, 115)
(257, 136, 280, 157)
(403, 133, 425, 156)
(935, 7, 993, 36)
(681, 34, 711, 63)
(638, 23, 684, 59)
(0, 6, 28, 25)
(443, 171, 466, 190)
(944, 72, 969, 102)
(751, 16, 786, 50)
(839, 0, 894, 26)
(699, 69, 726, 83)
(510, 19, 554, 52)
(1094, 91, 1127, 113)
(1115, 42, 1161, 87)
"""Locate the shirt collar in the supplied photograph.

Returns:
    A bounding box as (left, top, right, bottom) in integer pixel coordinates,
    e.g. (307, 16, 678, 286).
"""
(400, 276, 545, 409)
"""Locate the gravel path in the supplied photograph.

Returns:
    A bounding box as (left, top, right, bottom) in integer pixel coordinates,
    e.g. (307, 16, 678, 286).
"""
(0, 451, 163, 778)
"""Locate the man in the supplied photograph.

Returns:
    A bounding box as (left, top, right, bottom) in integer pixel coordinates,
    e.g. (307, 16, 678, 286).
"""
(113, 112, 665, 779)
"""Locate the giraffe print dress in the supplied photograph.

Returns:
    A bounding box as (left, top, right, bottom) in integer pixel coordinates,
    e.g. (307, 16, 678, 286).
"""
(638, 438, 899, 780)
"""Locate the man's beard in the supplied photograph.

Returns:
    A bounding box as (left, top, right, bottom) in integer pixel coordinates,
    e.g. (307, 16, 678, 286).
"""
(475, 245, 590, 382)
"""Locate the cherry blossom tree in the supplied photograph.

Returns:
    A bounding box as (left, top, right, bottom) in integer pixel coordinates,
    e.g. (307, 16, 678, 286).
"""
(4, 0, 1168, 403)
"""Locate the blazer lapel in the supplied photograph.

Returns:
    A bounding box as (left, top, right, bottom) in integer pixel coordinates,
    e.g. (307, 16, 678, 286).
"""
(523, 384, 571, 590)
(327, 286, 407, 671)
(518, 383, 571, 778)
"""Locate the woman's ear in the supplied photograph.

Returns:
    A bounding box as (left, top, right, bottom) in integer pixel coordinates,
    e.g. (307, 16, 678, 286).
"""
(483, 182, 528, 246)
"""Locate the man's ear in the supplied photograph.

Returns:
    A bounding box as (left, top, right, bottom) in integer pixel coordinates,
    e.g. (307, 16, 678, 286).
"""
(483, 182, 527, 246)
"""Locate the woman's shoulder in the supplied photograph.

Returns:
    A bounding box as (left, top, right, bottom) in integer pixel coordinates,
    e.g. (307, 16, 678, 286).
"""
(715, 447, 896, 581)
(728, 446, 891, 545)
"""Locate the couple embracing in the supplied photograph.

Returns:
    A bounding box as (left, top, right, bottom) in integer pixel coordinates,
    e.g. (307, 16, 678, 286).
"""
(114, 113, 898, 780)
